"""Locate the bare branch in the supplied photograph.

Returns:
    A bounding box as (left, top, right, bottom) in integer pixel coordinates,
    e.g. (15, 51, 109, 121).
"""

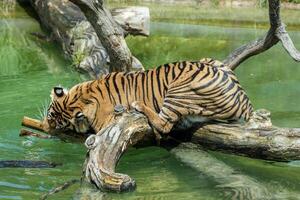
(224, 0, 300, 70)
(276, 25, 300, 61)
(69, 0, 135, 72)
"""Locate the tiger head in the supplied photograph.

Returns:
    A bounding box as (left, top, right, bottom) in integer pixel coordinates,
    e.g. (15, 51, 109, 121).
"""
(46, 86, 95, 134)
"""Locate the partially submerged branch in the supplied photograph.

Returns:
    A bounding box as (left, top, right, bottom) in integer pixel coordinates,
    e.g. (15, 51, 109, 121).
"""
(21, 116, 86, 142)
(20, 129, 53, 139)
(171, 143, 270, 199)
(40, 179, 80, 200)
(224, 0, 300, 69)
(0, 160, 60, 168)
(83, 110, 152, 192)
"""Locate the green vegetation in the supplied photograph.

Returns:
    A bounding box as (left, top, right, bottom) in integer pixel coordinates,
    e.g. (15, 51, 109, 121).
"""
(71, 50, 87, 66)
(283, 0, 300, 3)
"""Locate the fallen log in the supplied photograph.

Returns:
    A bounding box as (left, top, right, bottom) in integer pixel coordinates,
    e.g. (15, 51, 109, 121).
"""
(81, 108, 300, 192)
(26, 0, 149, 78)
(20, 108, 300, 192)
(191, 109, 300, 161)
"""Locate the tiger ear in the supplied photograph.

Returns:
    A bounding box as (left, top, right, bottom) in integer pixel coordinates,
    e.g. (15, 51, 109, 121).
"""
(54, 87, 64, 97)
(51, 86, 68, 99)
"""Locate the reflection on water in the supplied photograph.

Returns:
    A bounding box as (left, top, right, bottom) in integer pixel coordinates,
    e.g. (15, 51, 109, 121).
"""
(0, 2, 300, 200)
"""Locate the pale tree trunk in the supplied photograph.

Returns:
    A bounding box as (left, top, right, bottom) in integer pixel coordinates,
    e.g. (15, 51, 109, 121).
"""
(27, 0, 149, 78)
(68, 0, 138, 73)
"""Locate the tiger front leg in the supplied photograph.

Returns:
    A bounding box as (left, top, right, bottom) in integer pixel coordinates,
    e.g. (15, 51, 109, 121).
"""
(131, 101, 174, 135)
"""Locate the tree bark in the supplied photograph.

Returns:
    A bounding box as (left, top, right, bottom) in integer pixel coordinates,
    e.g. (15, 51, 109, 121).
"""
(191, 109, 300, 161)
(83, 110, 152, 192)
(27, 0, 149, 78)
(223, 0, 300, 70)
(68, 0, 138, 73)
(82, 109, 300, 191)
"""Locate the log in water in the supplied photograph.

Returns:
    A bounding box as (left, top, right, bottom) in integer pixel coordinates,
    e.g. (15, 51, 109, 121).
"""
(0, 160, 60, 168)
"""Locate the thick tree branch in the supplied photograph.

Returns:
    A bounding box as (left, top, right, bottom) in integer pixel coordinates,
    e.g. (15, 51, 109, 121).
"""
(82, 109, 300, 191)
(21, 109, 300, 192)
(224, 0, 300, 70)
(69, 0, 135, 72)
(83, 110, 152, 192)
(27, 0, 148, 78)
(192, 110, 300, 161)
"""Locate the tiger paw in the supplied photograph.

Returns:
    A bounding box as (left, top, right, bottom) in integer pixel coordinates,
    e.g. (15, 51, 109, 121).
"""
(131, 101, 145, 113)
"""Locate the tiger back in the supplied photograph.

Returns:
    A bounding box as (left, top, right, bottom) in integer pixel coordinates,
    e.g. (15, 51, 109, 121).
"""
(46, 58, 253, 135)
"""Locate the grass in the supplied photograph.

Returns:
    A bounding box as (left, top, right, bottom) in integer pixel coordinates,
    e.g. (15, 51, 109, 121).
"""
(106, 1, 300, 30)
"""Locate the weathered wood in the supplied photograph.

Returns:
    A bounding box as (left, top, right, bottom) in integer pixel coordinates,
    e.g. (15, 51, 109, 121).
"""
(68, 0, 133, 73)
(188, 109, 300, 161)
(21, 116, 86, 142)
(81, 108, 300, 192)
(223, 0, 300, 70)
(83, 110, 152, 192)
(27, 0, 149, 78)
(21, 116, 47, 132)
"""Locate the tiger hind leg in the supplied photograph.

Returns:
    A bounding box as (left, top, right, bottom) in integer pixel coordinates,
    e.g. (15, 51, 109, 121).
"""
(131, 101, 174, 134)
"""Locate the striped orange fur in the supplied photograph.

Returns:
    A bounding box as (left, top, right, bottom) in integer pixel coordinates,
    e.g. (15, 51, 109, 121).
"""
(47, 58, 253, 134)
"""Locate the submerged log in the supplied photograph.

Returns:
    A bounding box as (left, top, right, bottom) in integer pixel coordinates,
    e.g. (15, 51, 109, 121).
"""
(40, 179, 80, 200)
(20, 129, 53, 139)
(0, 160, 59, 168)
(27, 0, 149, 78)
(172, 143, 300, 199)
(171, 143, 270, 199)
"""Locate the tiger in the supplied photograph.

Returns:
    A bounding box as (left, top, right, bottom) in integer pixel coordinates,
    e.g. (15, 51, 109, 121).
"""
(46, 58, 253, 136)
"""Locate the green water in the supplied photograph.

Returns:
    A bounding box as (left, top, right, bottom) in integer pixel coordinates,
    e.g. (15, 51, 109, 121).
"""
(1, 3, 300, 200)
